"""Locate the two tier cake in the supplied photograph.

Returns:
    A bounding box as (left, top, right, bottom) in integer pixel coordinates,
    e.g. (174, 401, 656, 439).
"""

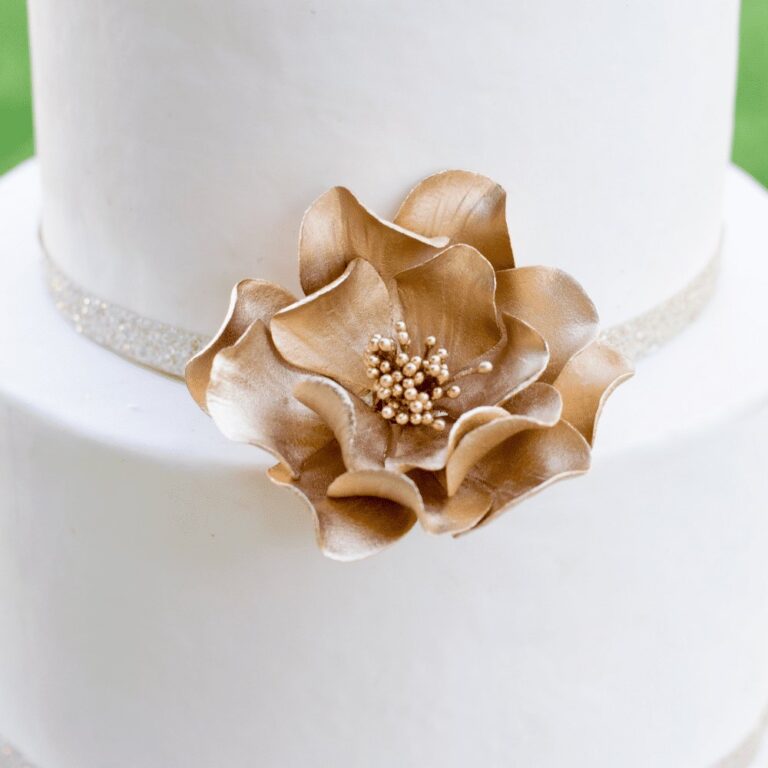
(2, 1, 768, 766)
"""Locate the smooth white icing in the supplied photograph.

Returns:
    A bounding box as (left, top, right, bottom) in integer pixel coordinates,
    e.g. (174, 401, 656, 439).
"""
(27, 0, 738, 335)
(2, 161, 768, 768)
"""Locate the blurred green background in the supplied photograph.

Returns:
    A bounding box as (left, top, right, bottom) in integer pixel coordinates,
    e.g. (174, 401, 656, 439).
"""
(0, 0, 32, 173)
(0, 0, 766, 184)
(733, 0, 768, 184)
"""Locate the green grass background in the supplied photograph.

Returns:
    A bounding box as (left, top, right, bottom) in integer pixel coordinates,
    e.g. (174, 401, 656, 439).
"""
(1, 0, 766, 184)
(0, 0, 32, 174)
(733, 0, 768, 184)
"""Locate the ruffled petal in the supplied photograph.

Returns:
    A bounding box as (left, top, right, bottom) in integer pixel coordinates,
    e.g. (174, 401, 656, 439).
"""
(468, 421, 591, 530)
(395, 244, 501, 370)
(553, 340, 634, 445)
(299, 186, 446, 296)
(268, 442, 417, 561)
(328, 469, 423, 517)
(394, 170, 515, 270)
(408, 469, 492, 535)
(387, 403, 510, 473)
(293, 377, 390, 471)
(495, 266, 599, 381)
(270, 259, 393, 395)
(186, 279, 297, 409)
(386, 424, 452, 473)
(444, 384, 562, 495)
(441, 312, 549, 419)
(206, 321, 332, 477)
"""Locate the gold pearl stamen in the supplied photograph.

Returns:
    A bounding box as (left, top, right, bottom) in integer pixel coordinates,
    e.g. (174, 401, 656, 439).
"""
(363, 321, 493, 429)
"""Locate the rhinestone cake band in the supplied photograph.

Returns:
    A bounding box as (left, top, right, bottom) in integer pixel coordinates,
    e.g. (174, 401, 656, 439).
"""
(44, 239, 721, 379)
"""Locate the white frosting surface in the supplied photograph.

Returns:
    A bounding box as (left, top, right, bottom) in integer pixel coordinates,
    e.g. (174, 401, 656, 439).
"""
(27, 0, 738, 334)
(2, 162, 768, 768)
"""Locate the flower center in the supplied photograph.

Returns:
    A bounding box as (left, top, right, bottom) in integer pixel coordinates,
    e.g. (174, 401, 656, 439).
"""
(364, 321, 493, 429)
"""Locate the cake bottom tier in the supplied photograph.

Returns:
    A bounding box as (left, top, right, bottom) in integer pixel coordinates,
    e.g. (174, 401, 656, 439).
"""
(1, 161, 768, 768)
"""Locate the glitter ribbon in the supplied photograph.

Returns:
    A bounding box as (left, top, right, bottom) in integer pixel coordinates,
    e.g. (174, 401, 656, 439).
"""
(44, 242, 720, 379)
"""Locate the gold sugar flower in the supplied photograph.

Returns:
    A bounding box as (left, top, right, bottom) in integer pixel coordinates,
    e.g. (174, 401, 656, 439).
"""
(187, 171, 633, 560)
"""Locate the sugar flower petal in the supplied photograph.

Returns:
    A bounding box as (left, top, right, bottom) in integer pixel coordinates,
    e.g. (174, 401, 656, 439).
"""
(394, 170, 515, 270)
(386, 424, 452, 474)
(268, 443, 417, 561)
(553, 340, 634, 445)
(495, 266, 599, 381)
(469, 421, 592, 530)
(445, 385, 562, 496)
(408, 469, 492, 535)
(271, 259, 393, 395)
(328, 469, 424, 518)
(299, 186, 446, 296)
(442, 312, 549, 419)
(206, 321, 332, 477)
(503, 382, 567, 421)
(186, 279, 297, 409)
(395, 244, 500, 370)
(293, 377, 390, 472)
(388, 403, 512, 474)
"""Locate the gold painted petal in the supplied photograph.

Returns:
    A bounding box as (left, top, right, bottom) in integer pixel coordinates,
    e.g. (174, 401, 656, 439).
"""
(206, 321, 332, 477)
(388, 404, 507, 473)
(552, 339, 634, 446)
(270, 259, 393, 395)
(293, 377, 389, 472)
(186, 279, 297, 410)
(503, 381, 563, 420)
(445, 386, 562, 496)
(395, 244, 500, 370)
(299, 186, 446, 296)
(328, 469, 424, 517)
(386, 424, 452, 473)
(442, 313, 548, 419)
(469, 421, 591, 530)
(268, 442, 417, 561)
(408, 469, 492, 535)
(394, 170, 515, 270)
(495, 266, 599, 381)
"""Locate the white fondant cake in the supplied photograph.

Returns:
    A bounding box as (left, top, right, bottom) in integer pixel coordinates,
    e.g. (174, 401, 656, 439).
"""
(2, 0, 768, 766)
(1, 161, 768, 767)
(28, 0, 737, 333)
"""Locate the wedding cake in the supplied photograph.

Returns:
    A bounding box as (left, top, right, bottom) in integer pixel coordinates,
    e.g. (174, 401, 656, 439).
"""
(2, 0, 768, 766)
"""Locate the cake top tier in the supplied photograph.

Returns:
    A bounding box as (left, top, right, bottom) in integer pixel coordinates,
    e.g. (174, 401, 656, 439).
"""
(29, 0, 738, 335)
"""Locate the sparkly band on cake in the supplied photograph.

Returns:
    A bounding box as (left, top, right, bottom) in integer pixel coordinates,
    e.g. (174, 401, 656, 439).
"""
(600, 240, 721, 361)
(45, 257, 207, 377)
(43, 240, 722, 379)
